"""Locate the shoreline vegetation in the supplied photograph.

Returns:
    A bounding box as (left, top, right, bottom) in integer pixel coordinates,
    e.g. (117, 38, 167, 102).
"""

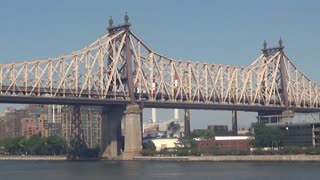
(0, 135, 100, 160)
(0, 135, 66, 156)
(1, 122, 319, 161)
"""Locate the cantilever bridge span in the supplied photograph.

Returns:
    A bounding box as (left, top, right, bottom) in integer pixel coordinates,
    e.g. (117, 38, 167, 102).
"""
(0, 17, 319, 113)
(2, 15, 320, 159)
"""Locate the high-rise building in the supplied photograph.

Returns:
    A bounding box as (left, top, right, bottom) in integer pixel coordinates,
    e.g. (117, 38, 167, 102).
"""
(5, 109, 20, 138)
(21, 118, 39, 139)
(61, 106, 102, 148)
(25, 104, 49, 137)
(0, 119, 7, 139)
(39, 113, 48, 137)
(47, 105, 62, 123)
(48, 123, 62, 137)
(0, 104, 102, 146)
(82, 106, 102, 148)
(46, 105, 63, 137)
(0, 105, 49, 139)
(61, 106, 72, 143)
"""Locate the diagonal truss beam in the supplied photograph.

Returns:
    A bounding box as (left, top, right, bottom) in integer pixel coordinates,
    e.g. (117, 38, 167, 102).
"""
(0, 22, 320, 111)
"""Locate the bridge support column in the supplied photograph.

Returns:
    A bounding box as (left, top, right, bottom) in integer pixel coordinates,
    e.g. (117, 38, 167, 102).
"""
(123, 104, 142, 160)
(232, 110, 238, 136)
(68, 105, 85, 160)
(184, 109, 191, 137)
(101, 106, 125, 159)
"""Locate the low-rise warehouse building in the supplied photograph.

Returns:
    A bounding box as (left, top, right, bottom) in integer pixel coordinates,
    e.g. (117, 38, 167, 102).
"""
(195, 136, 252, 152)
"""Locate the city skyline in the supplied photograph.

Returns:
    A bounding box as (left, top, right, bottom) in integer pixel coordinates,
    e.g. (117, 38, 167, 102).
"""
(0, 104, 102, 148)
(1, 0, 320, 129)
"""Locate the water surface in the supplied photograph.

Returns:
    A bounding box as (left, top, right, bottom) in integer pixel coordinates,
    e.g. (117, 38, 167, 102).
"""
(0, 160, 319, 180)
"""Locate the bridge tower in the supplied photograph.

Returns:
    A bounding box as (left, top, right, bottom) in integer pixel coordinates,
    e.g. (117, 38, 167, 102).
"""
(278, 38, 294, 122)
(101, 13, 142, 160)
(258, 39, 294, 123)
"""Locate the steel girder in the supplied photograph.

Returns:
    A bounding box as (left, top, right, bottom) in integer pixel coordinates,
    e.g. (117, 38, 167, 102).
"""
(0, 25, 319, 111)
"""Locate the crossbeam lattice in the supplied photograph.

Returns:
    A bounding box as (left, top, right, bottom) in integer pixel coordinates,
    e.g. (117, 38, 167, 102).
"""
(0, 22, 319, 111)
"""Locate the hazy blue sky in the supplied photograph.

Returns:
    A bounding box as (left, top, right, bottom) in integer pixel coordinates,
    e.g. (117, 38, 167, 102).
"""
(1, 0, 320, 129)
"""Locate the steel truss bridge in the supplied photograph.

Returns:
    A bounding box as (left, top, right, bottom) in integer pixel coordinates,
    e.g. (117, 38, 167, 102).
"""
(1, 15, 320, 113)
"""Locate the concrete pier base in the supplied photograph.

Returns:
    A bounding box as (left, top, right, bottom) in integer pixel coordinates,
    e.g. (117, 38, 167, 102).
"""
(101, 106, 125, 159)
(122, 104, 142, 160)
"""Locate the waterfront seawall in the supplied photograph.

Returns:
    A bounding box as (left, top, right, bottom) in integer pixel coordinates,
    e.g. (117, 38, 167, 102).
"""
(0, 155, 67, 161)
(2, 155, 320, 162)
(134, 155, 320, 162)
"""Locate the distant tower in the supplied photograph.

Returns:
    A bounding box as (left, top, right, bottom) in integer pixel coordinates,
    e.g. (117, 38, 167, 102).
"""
(174, 109, 179, 120)
(48, 105, 62, 124)
(52, 105, 55, 123)
(152, 108, 156, 123)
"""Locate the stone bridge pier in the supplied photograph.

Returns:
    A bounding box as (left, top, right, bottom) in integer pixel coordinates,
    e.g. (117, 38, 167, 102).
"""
(122, 104, 142, 159)
(101, 104, 142, 160)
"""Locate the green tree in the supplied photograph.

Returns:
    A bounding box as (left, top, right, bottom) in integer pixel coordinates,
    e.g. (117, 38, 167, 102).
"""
(4, 138, 18, 155)
(0, 139, 5, 147)
(192, 130, 215, 140)
(252, 123, 283, 148)
(142, 140, 156, 156)
(3, 137, 28, 155)
(177, 136, 195, 149)
(3, 135, 67, 156)
(175, 136, 198, 156)
(16, 137, 28, 154)
(27, 135, 48, 155)
(200, 130, 215, 140)
(142, 140, 156, 150)
(47, 136, 66, 155)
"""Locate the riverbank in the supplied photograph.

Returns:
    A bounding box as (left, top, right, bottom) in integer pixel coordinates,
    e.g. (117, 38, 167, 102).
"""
(2, 155, 320, 162)
(134, 155, 320, 162)
(0, 155, 67, 161)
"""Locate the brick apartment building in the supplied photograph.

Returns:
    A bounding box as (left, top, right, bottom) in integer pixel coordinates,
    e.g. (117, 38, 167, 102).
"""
(1, 105, 102, 148)
(61, 106, 102, 148)
(0, 120, 7, 139)
(21, 118, 39, 139)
